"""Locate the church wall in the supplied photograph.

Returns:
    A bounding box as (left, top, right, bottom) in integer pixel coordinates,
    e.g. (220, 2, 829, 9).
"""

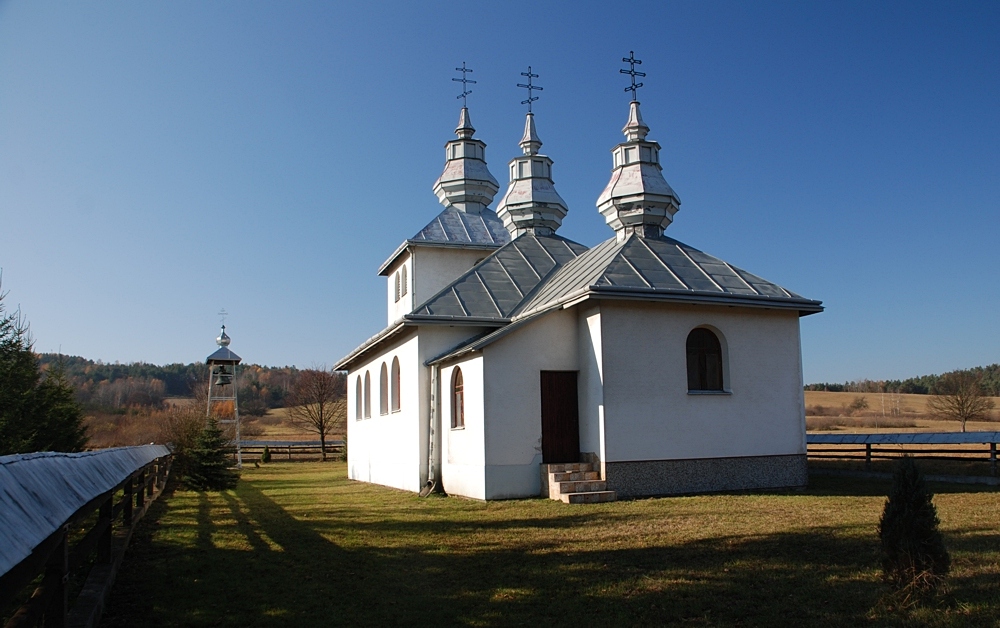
(411, 247, 492, 312)
(385, 252, 413, 325)
(577, 306, 606, 473)
(346, 332, 422, 493)
(600, 302, 806, 464)
(481, 308, 579, 499)
(440, 357, 486, 500)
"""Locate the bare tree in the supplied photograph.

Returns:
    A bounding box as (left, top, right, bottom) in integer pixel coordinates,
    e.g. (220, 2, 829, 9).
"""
(928, 371, 995, 433)
(285, 368, 346, 460)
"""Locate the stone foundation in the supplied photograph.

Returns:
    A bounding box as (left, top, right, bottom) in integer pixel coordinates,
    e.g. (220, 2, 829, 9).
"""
(605, 454, 807, 498)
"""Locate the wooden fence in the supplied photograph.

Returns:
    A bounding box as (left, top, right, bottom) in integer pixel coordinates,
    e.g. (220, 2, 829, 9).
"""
(0, 446, 172, 628)
(807, 432, 1000, 476)
(238, 440, 344, 462)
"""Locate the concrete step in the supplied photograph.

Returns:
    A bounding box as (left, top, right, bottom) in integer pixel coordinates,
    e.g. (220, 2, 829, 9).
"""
(550, 471, 600, 482)
(553, 480, 607, 495)
(561, 491, 617, 504)
(543, 462, 595, 474)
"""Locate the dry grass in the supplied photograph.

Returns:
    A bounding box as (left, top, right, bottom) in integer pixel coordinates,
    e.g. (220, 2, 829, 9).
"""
(100, 462, 1000, 627)
(804, 391, 1000, 434)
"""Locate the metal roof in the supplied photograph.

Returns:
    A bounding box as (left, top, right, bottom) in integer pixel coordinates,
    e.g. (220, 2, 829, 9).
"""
(0, 445, 170, 577)
(411, 234, 589, 320)
(206, 346, 242, 364)
(378, 206, 511, 275)
(412, 206, 510, 246)
(348, 232, 822, 371)
(515, 233, 823, 317)
(808, 432, 1000, 444)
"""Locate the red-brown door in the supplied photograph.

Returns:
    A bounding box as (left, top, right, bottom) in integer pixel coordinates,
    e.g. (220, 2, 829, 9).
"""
(540, 371, 580, 464)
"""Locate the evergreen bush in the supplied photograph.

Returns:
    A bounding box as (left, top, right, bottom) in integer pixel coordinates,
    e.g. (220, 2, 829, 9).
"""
(877, 456, 950, 605)
(184, 418, 240, 491)
(261, 444, 271, 463)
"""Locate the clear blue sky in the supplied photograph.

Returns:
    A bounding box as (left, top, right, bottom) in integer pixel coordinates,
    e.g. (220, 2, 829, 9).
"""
(1, 1, 998, 383)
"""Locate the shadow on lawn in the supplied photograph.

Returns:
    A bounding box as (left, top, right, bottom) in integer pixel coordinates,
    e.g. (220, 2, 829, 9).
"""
(101, 471, 1000, 628)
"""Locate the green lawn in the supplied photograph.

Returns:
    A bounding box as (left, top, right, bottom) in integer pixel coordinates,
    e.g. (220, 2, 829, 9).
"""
(102, 462, 1000, 627)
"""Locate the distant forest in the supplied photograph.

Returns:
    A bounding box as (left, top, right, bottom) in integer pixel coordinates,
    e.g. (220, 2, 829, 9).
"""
(805, 364, 1000, 396)
(37, 354, 302, 415)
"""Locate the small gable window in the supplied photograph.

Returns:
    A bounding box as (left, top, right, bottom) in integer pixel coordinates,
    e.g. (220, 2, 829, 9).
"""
(355, 376, 362, 421)
(394, 272, 400, 303)
(390, 357, 401, 412)
(451, 367, 465, 429)
(400, 266, 407, 297)
(687, 328, 724, 392)
(363, 372, 371, 419)
(379, 362, 389, 415)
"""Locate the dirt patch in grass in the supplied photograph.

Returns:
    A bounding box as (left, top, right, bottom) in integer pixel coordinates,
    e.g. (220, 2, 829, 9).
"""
(102, 463, 1000, 627)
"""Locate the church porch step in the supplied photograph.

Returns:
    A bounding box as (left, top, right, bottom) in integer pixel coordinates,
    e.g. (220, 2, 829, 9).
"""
(550, 470, 601, 482)
(543, 462, 596, 474)
(550, 480, 608, 498)
(561, 491, 617, 504)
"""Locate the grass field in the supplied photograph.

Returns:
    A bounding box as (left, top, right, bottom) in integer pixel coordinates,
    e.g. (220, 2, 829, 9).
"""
(804, 391, 1000, 433)
(100, 462, 1000, 627)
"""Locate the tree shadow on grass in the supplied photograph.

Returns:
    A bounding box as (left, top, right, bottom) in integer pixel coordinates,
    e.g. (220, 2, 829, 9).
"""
(101, 479, 984, 627)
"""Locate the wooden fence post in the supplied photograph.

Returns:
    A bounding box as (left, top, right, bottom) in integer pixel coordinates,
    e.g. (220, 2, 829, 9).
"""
(135, 469, 145, 512)
(98, 495, 113, 564)
(991, 443, 997, 477)
(147, 463, 155, 497)
(43, 527, 68, 628)
(865, 443, 872, 470)
(122, 476, 133, 526)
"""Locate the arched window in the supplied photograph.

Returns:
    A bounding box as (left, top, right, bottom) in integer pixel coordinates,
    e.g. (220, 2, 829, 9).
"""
(400, 266, 408, 297)
(379, 362, 389, 415)
(355, 376, 362, 421)
(393, 272, 400, 303)
(687, 328, 724, 392)
(390, 357, 401, 412)
(363, 372, 371, 419)
(451, 367, 465, 429)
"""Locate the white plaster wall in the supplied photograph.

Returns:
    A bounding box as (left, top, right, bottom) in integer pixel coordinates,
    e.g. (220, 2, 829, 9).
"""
(385, 253, 413, 325)
(440, 356, 486, 499)
(577, 306, 605, 467)
(412, 247, 492, 308)
(481, 309, 579, 499)
(346, 333, 422, 492)
(600, 301, 806, 462)
(346, 325, 492, 495)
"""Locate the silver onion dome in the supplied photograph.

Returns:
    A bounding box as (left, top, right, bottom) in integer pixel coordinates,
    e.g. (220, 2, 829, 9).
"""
(216, 325, 231, 347)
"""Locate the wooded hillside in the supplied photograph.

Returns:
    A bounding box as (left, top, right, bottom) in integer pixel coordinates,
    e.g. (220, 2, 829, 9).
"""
(37, 354, 302, 413)
(805, 364, 1000, 396)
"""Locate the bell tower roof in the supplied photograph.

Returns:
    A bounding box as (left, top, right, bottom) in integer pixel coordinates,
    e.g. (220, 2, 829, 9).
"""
(207, 325, 241, 364)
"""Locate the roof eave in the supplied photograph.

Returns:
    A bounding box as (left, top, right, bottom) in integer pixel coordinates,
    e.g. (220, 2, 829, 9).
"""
(378, 240, 505, 276)
(403, 314, 510, 326)
(334, 321, 412, 371)
(584, 286, 824, 315)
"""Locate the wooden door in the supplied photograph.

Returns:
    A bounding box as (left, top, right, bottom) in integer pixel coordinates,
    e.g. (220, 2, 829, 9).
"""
(540, 371, 580, 464)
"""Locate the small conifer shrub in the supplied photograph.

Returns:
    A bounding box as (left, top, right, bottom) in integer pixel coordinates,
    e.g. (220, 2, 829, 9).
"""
(261, 444, 271, 463)
(877, 456, 949, 604)
(185, 418, 240, 491)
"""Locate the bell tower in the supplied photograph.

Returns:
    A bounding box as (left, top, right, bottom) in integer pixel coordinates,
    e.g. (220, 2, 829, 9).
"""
(206, 324, 243, 468)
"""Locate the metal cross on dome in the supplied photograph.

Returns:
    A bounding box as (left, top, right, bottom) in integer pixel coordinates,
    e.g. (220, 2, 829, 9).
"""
(453, 62, 476, 107)
(620, 51, 646, 101)
(517, 66, 543, 112)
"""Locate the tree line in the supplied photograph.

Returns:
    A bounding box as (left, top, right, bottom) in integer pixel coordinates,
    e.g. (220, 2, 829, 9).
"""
(805, 364, 1000, 396)
(37, 354, 305, 415)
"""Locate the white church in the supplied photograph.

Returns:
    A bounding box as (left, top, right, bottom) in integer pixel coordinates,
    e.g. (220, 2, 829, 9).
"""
(335, 68, 822, 502)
